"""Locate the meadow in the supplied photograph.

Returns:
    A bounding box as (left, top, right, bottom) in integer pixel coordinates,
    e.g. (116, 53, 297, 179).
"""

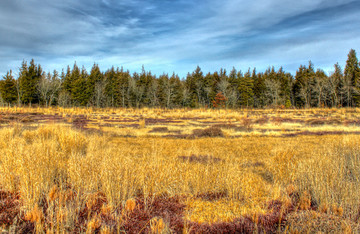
(1, 107, 360, 233)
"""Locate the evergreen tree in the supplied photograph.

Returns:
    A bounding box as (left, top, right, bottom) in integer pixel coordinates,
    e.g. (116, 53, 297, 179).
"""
(344, 49, 360, 106)
(172, 74, 183, 107)
(293, 62, 315, 108)
(104, 67, 117, 107)
(186, 66, 204, 107)
(277, 67, 293, 105)
(69, 62, 81, 103)
(253, 73, 266, 107)
(329, 63, 343, 107)
(238, 69, 254, 107)
(19, 59, 42, 104)
(3, 50, 360, 109)
(61, 65, 72, 95)
(71, 66, 88, 106)
(86, 63, 104, 105)
(0, 70, 17, 104)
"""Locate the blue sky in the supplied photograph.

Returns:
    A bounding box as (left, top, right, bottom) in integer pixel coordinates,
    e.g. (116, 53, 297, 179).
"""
(0, 0, 360, 78)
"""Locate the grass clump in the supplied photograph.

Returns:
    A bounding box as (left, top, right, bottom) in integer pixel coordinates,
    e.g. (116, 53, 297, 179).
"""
(0, 107, 360, 232)
(192, 126, 224, 137)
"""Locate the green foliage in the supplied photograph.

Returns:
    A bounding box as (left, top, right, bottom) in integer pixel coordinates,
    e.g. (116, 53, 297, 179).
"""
(19, 59, 43, 104)
(0, 70, 17, 104)
(2, 50, 360, 108)
(344, 49, 360, 106)
(285, 99, 292, 108)
(87, 63, 104, 105)
(238, 69, 254, 107)
(71, 66, 88, 106)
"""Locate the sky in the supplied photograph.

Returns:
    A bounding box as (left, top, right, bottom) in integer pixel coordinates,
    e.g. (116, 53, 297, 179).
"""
(0, 0, 360, 78)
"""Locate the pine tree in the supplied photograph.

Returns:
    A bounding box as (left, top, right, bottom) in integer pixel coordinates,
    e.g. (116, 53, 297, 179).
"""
(186, 66, 204, 107)
(172, 74, 183, 107)
(293, 62, 315, 108)
(69, 63, 81, 103)
(86, 63, 103, 105)
(104, 67, 117, 107)
(344, 49, 360, 106)
(329, 63, 343, 107)
(19, 59, 42, 104)
(238, 69, 254, 107)
(0, 70, 17, 104)
(277, 67, 293, 105)
(72, 66, 88, 106)
(253, 73, 266, 107)
(62, 66, 72, 92)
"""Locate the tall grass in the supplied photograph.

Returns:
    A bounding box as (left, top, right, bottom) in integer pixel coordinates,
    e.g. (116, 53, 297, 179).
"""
(294, 137, 360, 218)
(0, 122, 360, 231)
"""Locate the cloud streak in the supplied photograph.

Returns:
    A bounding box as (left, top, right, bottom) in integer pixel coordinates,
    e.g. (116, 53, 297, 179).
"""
(0, 0, 359, 77)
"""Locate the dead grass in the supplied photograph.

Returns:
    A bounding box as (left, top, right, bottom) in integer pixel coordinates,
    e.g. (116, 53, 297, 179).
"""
(192, 126, 224, 138)
(0, 107, 360, 232)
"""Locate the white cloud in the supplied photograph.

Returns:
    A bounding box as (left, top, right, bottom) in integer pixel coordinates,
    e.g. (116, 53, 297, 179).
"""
(0, 0, 359, 78)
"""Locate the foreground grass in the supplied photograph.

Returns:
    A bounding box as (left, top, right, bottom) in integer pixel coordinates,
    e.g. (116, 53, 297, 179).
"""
(0, 108, 360, 232)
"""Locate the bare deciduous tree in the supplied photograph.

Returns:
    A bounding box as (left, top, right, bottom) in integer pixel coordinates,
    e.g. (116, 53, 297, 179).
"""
(312, 70, 329, 107)
(15, 79, 22, 106)
(217, 78, 234, 108)
(58, 90, 71, 107)
(227, 89, 239, 108)
(94, 80, 107, 108)
(341, 75, 359, 107)
(37, 71, 61, 107)
(265, 79, 282, 106)
(181, 84, 190, 107)
(148, 79, 159, 107)
(328, 71, 340, 107)
(129, 78, 144, 108)
(298, 81, 312, 108)
(164, 78, 175, 108)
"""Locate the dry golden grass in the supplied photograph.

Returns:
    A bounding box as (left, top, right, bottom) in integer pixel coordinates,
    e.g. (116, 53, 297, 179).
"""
(0, 107, 360, 232)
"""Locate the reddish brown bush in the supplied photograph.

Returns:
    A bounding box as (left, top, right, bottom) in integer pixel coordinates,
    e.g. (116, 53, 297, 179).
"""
(0, 190, 21, 226)
(212, 92, 227, 108)
(192, 127, 224, 138)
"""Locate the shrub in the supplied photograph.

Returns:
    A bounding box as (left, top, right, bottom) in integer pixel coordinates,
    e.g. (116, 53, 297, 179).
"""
(192, 127, 224, 137)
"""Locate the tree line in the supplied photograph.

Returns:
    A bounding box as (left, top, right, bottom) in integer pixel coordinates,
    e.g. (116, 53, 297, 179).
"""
(1, 49, 360, 108)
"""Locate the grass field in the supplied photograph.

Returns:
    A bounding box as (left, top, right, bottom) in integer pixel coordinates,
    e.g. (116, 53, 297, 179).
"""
(1, 107, 360, 233)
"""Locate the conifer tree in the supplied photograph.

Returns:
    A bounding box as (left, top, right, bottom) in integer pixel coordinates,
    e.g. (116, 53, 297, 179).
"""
(71, 66, 88, 106)
(186, 66, 204, 107)
(87, 63, 103, 105)
(0, 70, 17, 104)
(253, 73, 266, 107)
(104, 66, 117, 107)
(329, 63, 343, 107)
(238, 69, 254, 107)
(344, 49, 360, 106)
(61, 65, 72, 94)
(69, 63, 80, 103)
(293, 62, 315, 108)
(19, 59, 42, 104)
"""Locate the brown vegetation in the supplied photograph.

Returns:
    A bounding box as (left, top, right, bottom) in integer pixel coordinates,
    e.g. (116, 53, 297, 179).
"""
(0, 107, 360, 233)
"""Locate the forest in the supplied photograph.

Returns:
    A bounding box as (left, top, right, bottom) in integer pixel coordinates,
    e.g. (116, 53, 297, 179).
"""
(1, 49, 359, 109)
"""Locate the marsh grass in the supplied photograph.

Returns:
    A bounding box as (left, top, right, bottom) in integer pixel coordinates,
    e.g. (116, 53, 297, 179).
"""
(0, 107, 360, 232)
